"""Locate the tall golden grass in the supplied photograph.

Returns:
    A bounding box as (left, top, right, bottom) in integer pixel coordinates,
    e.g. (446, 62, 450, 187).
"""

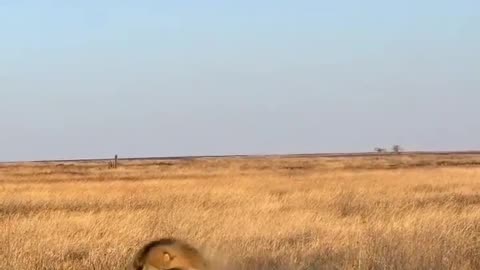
(1, 154, 480, 269)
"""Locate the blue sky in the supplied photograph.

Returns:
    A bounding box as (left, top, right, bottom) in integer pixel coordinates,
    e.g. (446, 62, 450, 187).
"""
(1, 1, 479, 161)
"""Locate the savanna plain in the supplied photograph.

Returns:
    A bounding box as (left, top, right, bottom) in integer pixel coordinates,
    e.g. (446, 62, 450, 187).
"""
(1, 154, 480, 270)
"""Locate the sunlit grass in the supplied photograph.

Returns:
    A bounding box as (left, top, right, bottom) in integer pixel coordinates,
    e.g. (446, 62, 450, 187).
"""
(1, 154, 480, 269)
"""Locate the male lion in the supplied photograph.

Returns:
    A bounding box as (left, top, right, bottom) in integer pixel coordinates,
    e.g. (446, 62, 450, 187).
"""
(131, 238, 210, 270)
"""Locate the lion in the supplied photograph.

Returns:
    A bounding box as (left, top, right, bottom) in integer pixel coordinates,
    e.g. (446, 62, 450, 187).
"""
(131, 238, 211, 270)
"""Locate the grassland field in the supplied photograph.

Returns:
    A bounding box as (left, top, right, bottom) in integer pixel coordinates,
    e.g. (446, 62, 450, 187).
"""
(1, 154, 480, 269)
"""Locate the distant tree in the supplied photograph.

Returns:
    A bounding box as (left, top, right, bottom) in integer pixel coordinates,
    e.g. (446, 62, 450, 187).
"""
(374, 147, 387, 153)
(392, 145, 403, 154)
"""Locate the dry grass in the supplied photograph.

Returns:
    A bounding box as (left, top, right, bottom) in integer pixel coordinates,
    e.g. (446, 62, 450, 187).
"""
(1, 154, 480, 269)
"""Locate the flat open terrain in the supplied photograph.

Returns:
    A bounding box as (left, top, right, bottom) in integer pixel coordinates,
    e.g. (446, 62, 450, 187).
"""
(1, 154, 480, 269)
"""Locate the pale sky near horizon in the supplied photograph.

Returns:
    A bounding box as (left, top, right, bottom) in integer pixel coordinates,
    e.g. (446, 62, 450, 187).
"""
(1, 1, 479, 161)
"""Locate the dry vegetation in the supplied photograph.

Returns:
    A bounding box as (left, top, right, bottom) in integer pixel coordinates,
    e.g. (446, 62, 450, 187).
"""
(1, 154, 480, 269)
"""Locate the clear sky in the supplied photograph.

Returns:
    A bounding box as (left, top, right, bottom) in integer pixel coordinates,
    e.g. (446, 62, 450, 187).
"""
(1, 1, 479, 161)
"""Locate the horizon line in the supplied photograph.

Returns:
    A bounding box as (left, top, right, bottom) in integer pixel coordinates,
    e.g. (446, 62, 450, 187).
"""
(2, 150, 480, 164)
